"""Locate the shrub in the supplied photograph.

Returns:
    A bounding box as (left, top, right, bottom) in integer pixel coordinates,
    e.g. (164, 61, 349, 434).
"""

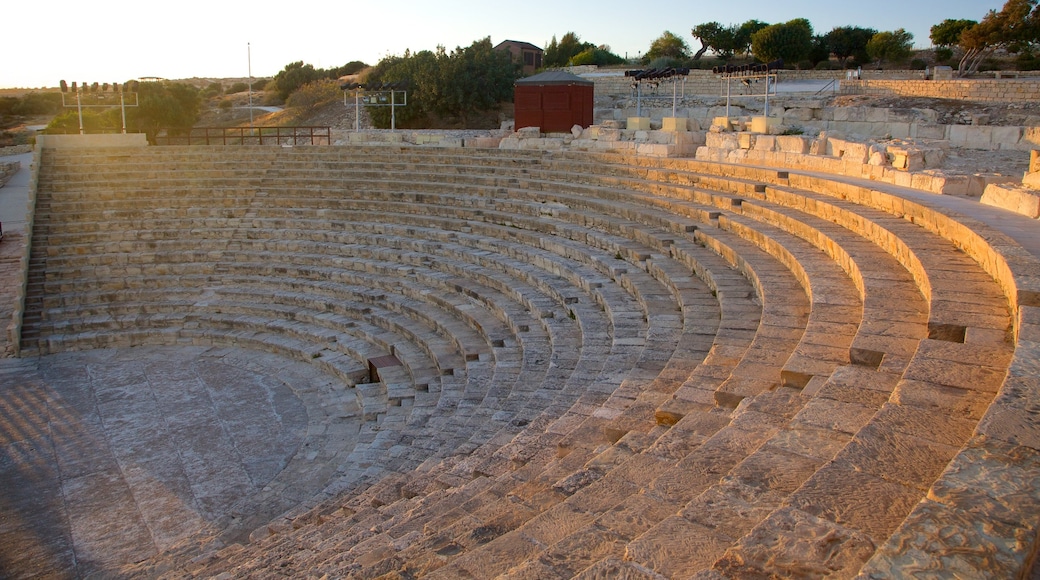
(286, 79, 341, 111)
(910, 58, 928, 70)
(935, 48, 954, 63)
(226, 82, 249, 94)
(218, 99, 233, 111)
(814, 60, 841, 70)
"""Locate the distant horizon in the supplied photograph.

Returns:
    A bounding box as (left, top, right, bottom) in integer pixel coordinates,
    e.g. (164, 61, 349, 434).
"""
(3, 0, 1003, 90)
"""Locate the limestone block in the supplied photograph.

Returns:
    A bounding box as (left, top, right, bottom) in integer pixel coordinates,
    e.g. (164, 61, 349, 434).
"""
(738, 133, 755, 150)
(923, 147, 946, 168)
(705, 132, 741, 150)
(687, 117, 702, 131)
(749, 116, 780, 134)
(842, 142, 871, 164)
(676, 131, 706, 146)
(981, 184, 1040, 218)
(662, 117, 688, 132)
(464, 137, 503, 148)
(936, 174, 970, 196)
(1031, 150, 1040, 173)
(571, 124, 583, 138)
(498, 136, 521, 150)
(601, 120, 622, 129)
(866, 108, 890, 122)
(993, 126, 1025, 149)
(913, 123, 947, 140)
(784, 107, 815, 122)
(1022, 127, 1040, 148)
(599, 128, 621, 142)
(636, 143, 673, 157)
(711, 116, 733, 131)
(517, 126, 541, 139)
(776, 135, 809, 154)
(627, 117, 651, 131)
(886, 123, 912, 139)
(969, 174, 1020, 197)
(754, 134, 777, 152)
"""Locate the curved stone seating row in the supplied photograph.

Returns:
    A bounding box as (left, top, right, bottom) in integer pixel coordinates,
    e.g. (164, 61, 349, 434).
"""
(23, 145, 1033, 578)
(196, 154, 869, 577)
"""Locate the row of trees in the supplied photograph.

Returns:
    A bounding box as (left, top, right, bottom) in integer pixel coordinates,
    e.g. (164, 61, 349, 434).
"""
(930, 0, 1040, 75)
(650, 20, 913, 70)
(362, 37, 517, 128)
(543, 33, 626, 67)
(46, 81, 202, 140)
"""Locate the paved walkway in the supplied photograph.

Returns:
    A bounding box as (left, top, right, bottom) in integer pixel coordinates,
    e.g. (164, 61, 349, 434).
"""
(0, 345, 340, 577)
(0, 151, 32, 233)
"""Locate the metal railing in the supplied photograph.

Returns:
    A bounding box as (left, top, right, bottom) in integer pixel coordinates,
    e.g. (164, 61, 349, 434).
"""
(814, 78, 839, 96)
(154, 126, 331, 146)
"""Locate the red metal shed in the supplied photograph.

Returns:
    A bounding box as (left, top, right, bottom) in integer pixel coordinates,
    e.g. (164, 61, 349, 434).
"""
(514, 71, 594, 133)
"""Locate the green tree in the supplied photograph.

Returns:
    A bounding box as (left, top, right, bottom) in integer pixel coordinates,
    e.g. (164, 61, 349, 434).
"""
(690, 22, 735, 60)
(286, 79, 342, 112)
(957, 0, 1040, 76)
(544, 32, 593, 67)
(329, 61, 369, 77)
(930, 18, 978, 47)
(751, 18, 814, 64)
(825, 26, 878, 66)
(570, 46, 625, 66)
(734, 20, 770, 58)
(645, 31, 691, 63)
(273, 61, 322, 102)
(866, 29, 914, 68)
(127, 81, 201, 142)
(365, 37, 517, 129)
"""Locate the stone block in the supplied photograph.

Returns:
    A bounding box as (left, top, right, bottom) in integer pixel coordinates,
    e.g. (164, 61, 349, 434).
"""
(776, 135, 809, 154)
(866, 108, 890, 122)
(662, 117, 688, 132)
(636, 143, 673, 157)
(749, 116, 781, 134)
(936, 174, 970, 196)
(753, 134, 777, 152)
(516, 126, 541, 138)
(1022, 127, 1040, 148)
(464, 137, 503, 149)
(841, 142, 871, 164)
(711, 116, 733, 131)
(738, 133, 755, 150)
(913, 123, 947, 140)
(970, 174, 1021, 197)
(992, 126, 1024, 147)
(981, 184, 1040, 218)
(705, 132, 741, 150)
(784, 108, 815, 123)
(627, 117, 651, 131)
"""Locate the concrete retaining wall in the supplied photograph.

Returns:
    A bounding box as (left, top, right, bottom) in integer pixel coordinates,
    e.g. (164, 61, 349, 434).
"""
(36, 133, 149, 149)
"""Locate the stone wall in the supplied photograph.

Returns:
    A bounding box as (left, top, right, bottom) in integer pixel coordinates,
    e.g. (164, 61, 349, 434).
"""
(36, 133, 149, 149)
(842, 78, 1040, 103)
(573, 67, 924, 97)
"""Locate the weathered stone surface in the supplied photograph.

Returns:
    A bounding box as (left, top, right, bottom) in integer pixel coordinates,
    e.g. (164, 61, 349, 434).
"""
(715, 507, 877, 580)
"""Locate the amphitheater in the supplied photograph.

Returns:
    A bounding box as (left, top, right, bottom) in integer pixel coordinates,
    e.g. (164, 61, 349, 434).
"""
(1, 128, 1040, 579)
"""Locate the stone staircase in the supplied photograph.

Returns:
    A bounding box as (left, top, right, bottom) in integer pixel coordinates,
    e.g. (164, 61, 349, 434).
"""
(21, 144, 1039, 578)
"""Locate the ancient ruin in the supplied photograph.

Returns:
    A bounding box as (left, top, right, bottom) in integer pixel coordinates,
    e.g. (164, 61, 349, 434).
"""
(1, 71, 1040, 578)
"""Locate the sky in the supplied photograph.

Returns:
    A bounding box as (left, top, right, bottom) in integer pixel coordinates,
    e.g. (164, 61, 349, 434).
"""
(3, 0, 1004, 89)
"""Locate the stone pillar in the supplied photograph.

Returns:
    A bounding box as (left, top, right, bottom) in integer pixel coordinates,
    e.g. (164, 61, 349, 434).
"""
(627, 117, 651, 131)
(661, 117, 688, 132)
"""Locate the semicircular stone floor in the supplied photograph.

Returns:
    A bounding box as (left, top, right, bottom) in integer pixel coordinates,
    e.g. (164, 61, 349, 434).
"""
(0, 346, 346, 577)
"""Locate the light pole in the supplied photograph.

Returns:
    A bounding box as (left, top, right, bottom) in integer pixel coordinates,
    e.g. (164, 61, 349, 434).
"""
(248, 42, 254, 133)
